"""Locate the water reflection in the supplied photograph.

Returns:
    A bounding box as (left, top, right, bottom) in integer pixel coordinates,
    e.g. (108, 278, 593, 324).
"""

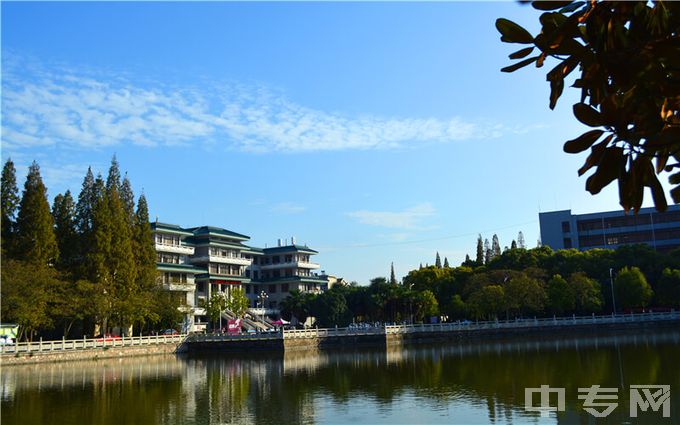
(2, 330, 679, 424)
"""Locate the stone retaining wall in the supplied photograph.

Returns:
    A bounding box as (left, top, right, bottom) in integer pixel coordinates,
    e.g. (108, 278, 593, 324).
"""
(1, 342, 181, 366)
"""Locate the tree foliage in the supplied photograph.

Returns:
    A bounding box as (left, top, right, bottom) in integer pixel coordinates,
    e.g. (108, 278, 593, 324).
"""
(498, 1, 680, 211)
(1, 158, 20, 249)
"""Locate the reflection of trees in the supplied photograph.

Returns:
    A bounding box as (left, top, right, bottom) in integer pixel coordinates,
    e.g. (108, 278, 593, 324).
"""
(2, 331, 678, 425)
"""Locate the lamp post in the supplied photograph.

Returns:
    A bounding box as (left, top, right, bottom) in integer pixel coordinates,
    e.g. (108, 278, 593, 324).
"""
(218, 291, 228, 333)
(609, 268, 617, 314)
(258, 291, 269, 328)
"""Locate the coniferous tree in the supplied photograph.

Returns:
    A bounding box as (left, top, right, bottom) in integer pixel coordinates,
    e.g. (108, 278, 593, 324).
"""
(518, 231, 526, 249)
(75, 167, 96, 236)
(476, 235, 484, 265)
(419, 263, 423, 270)
(492, 234, 501, 258)
(435, 252, 442, 268)
(444, 257, 449, 268)
(15, 162, 59, 265)
(106, 155, 122, 193)
(390, 262, 397, 285)
(121, 174, 135, 223)
(511, 239, 517, 250)
(52, 191, 78, 269)
(132, 193, 161, 328)
(484, 238, 491, 264)
(1, 158, 20, 249)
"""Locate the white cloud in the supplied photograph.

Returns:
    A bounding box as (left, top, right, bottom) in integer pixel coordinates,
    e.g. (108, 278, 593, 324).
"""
(2, 55, 503, 154)
(271, 202, 306, 214)
(347, 203, 436, 229)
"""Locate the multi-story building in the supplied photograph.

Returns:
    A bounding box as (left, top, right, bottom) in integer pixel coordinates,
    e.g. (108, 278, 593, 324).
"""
(151, 223, 329, 331)
(244, 241, 327, 311)
(539, 205, 680, 252)
(151, 223, 204, 331)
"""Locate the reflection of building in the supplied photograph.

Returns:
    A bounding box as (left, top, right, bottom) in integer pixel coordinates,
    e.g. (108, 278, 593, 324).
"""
(539, 205, 680, 252)
(151, 223, 330, 331)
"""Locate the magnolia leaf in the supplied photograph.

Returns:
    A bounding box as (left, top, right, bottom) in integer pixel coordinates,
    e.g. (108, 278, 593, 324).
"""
(495, 18, 534, 44)
(532, 1, 574, 11)
(509, 46, 535, 59)
(564, 130, 604, 154)
(501, 56, 539, 73)
(585, 147, 624, 194)
(573, 103, 604, 127)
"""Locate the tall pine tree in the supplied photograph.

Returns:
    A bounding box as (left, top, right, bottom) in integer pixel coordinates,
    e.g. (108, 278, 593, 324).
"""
(390, 262, 397, 285)
(476, 235, 484, 265)
(518, 231, 526, 249)
(52, 191, 78, 269)
(484, 238, 491, 264)
(492, 234, 501, 258)
(435, 252, 442, 268)
(131, 193, 161, 328)
(15, 162, 59, 265)
(121, 174, 135, 224)
(444, 257, 449, 268)
(1, 158, 20, 251)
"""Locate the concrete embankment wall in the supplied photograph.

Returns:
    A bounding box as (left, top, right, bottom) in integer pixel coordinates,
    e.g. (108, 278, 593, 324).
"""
(386, 319, 680, 346)
(1, 342, 181, 366)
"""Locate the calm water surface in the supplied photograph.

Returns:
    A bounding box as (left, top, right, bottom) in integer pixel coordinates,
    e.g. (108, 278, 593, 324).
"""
(2, 330, 679, 424)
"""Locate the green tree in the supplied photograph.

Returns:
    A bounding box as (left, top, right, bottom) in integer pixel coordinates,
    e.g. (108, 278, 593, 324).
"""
(130, 193, 159, 329)
(14, 161, 59, 265)
(614, 266, 653, 310)
(226, 287, 250, 319)
(1, 259, 55, 341)
(390, 262, 398, 285)
(468, 285, 505, 320)
(444, 257, 450, 268)
(505, 274, 547, 317)
(280, 289, 314, 325)
(446, 294, 468, 320)
(546, 274, 575, 315)
(476, 234, 484, 265)
(310, 290, 349, 327)
(435, 252, 442, 269)
(511, 240, 517, 250)
(203, 292, 227, 330)
(121, 174, 135, 222)
(414, 290, 439, 322)
(484, 238, 492, 264)
(569, 272, 603, 314)
(497, 1, 680, 210)
(1, 158, 20, 250)
(656, 268, 680, 308)
(492, 234, 501, 258)
(52, 191, 78, 269)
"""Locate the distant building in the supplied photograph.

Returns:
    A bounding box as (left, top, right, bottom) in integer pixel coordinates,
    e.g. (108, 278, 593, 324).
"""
(539, 205, 680, 252)
(151, 223, 329, 331)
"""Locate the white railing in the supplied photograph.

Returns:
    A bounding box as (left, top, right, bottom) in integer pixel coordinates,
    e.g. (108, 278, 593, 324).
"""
(154, 243, 194, 255)
(0, 334, 187, 355)
(4, 311, 676, 353)
(282, 310, 680, 339)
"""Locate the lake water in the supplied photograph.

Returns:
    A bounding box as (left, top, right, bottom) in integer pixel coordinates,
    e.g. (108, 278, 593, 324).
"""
(2, 330, 679, 424)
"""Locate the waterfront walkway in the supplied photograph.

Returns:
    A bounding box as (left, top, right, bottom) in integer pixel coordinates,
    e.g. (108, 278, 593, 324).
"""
(3, 310, 677, 357)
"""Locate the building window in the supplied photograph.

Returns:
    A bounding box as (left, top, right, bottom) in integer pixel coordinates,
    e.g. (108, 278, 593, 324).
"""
(562, 221, 570, 233)
(563, 238, 572, 249)
(269, 284, 277, 293)
(281, 284, 289, 293)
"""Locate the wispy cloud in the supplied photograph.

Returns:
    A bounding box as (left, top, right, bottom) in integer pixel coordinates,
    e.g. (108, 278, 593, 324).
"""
(347, 203, 436, 229)
(271, 202, 306, 214)
(2, 55, 503, 154)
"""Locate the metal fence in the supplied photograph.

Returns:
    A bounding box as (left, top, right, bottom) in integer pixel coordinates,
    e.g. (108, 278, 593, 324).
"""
(2, 311, 677, 354)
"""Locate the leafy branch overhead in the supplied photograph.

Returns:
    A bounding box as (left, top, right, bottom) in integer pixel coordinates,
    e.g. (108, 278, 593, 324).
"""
(497, 1, 680, 212)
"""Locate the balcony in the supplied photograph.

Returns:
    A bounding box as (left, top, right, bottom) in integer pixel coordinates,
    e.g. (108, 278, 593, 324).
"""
(163, 283, 194, 292)
(155, 243, 194, 255)
(259, 261, 320, 270)
(190, 255, 252, 266)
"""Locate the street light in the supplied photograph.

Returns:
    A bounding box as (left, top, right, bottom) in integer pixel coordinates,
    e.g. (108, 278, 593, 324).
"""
(610, 268, 617, 314)
(218, 291, 228, 333)
(258, 291, 269, 328)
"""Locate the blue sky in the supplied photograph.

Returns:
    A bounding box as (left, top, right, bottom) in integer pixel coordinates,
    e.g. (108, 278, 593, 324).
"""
(1, 2, 653, 283)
